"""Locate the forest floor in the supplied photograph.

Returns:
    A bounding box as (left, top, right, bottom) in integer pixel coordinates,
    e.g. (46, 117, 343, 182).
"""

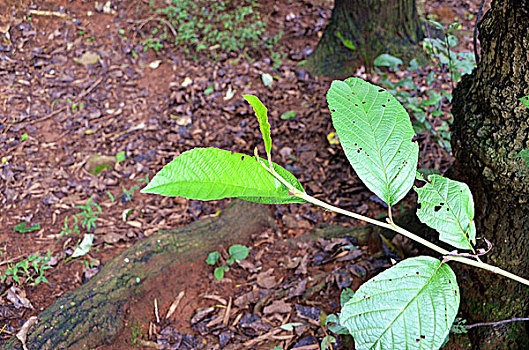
(0, 0, 485, 348)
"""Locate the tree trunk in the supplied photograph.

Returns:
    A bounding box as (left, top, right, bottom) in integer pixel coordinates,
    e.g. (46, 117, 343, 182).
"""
(306, 0, 422, 78)
(1, 200, 275, 350)
(451, 1, 529, 348)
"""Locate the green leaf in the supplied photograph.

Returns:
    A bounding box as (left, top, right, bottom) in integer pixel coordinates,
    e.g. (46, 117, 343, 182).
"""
(417, 168, 442, 178)
(206, 251, 220, 265)
(214, 266, 229, 280)
(515, 149, 529, 167)
(237, 159, 306, 204)
(374, 54, 403, 70)
(13, 222, 41, 233)
(325, 314, 349, 335)
(415, 175, 476, 250)
(327, 78, 419, 207)
(519, 95, 529, 109)
(204, 84, 214, 95)
(336, 31, 356, 51)
(321, 335, 337, 350)
(228, 244, 250, 262)
(243, 95, 272, 155)
(340, 256, 459, 350)
(340, 288, 355, 307)
(141, 148, 305, 204)
(280, 110, 297, 120)
(280, 322, 303, 331)
(116, 151, 126, 162)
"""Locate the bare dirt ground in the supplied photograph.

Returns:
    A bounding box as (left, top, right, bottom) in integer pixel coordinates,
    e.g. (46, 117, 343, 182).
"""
(0, 0, 485, 348)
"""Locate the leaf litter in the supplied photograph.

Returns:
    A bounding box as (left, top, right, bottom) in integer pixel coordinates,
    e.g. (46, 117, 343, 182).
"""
(0, 0, 482, 347)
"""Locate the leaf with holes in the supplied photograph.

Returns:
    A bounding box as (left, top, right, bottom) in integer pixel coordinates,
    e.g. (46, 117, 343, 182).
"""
(243, 94, 272, 156)
(327, 78, 419, 207)
(415, 174, 476, 250)
(141, 148, 305, 204)
(340, 256, 459, 350)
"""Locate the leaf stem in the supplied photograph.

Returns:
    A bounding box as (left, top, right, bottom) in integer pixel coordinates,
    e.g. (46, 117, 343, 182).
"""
(260, 161, 529, 287)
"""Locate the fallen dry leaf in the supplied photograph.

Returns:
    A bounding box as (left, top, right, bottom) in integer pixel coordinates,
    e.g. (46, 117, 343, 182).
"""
(16, 316, 38, 350)
(73, 51, 100, 66)
(263, 300, 292, 314)
(7, 287, 34, 310)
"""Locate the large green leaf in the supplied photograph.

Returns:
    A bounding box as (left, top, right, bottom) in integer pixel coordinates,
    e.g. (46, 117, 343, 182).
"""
(237, 159, 306, 204)
(340, 256, 459, 350)
(243, 94, 272, 155)
(415, 175, 476, 250)
(141, 147, 305, 204)
(327, 78, 419, 207)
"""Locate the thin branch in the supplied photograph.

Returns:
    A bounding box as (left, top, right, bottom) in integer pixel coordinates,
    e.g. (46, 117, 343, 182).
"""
(28, 10, 74, 21)
(258, 160, 529, 287)
(466, 317, 529, 330)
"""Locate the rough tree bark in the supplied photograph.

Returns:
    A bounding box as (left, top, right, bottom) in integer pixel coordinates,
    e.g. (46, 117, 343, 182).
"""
(451, 1, 529, 348)
(1, 201, 275, 350)
(306, 0, 423, 78)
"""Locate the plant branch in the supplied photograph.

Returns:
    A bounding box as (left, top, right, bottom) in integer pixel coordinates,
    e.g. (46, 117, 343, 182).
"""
(465, 317, 529, 330)
(260, 160, 529, 287)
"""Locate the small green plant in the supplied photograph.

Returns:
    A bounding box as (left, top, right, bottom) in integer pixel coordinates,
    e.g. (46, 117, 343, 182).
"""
(115, 151, 126, 162)
(50, 99, 60, 111)
(81, 258, 99, 269)
(142, 78, 529, 349)
(136, 174, 150, 184)
(60, 197, 101, 236)
(373, 21, 475, 155)
(206, 244, 250, 280)
(423, 20, 475, 84)
(75, 197, 101, 232)
(374, 53, 452, 153)
(106, 191, 115, 203)
(65, 98, 84, 114)
(121, 184, 140, 203)
(1, 251, 52, 286)
(129, 321, 142, 345)
(142, 0, 281, 61)
(60, 215, 80, 236)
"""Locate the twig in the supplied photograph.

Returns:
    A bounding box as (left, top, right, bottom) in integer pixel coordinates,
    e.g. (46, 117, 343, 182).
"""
(222, 297, 232, 327)
(465, 317, 529, 330)
(135, 17, 177, 38)
(76, 76, 104, 100)
(28, 10, 73, 20)
(154, 298, 160, 324)
(25, 76, 103, 125)
(165, 290, 185, 319)
(0, 254, 26, 266)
